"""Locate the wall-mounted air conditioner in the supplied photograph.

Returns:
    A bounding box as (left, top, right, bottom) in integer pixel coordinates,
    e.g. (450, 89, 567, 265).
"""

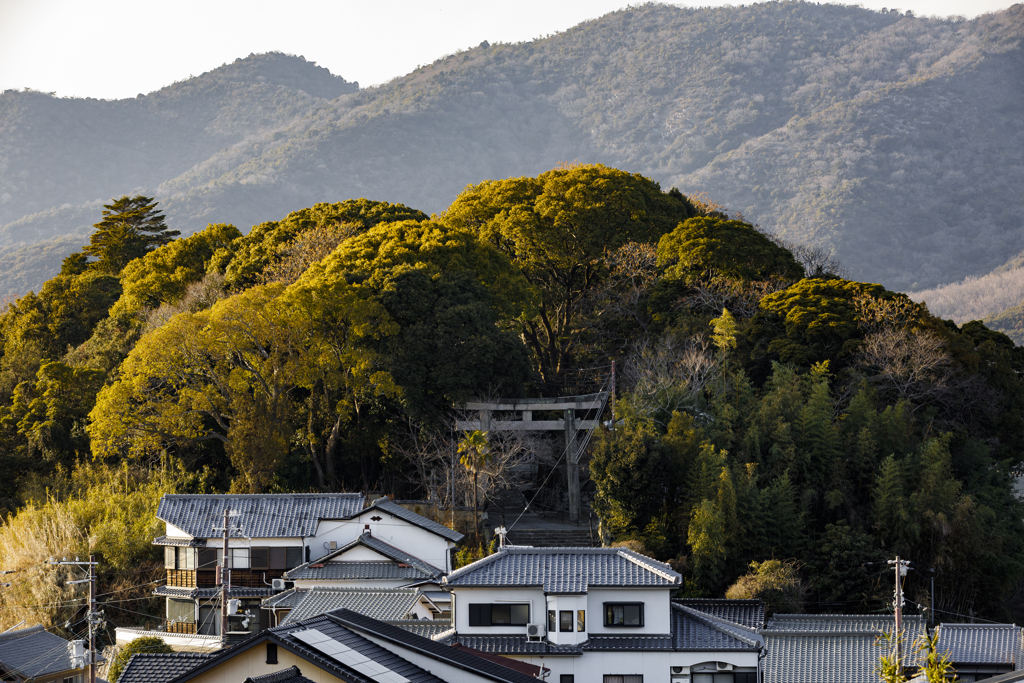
(271, 578, 286, 590)
(670, 677, 690, 683)
(670, 667, 689, 675)
(526, 623, 546, 640)
(716, 662, 734, 671)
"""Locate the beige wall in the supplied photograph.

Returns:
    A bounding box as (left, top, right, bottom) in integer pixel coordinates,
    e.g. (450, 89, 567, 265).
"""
(186, 644, 349, 683)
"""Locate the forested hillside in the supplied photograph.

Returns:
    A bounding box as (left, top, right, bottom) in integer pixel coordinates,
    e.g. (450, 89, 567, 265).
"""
(1, 2, 1021, 298)
(1, 165, 1023, 635)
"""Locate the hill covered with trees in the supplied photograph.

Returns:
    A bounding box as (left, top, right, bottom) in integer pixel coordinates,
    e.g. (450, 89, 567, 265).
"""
(0, 2, 1021, 298)
(1, 165, 1023, 636)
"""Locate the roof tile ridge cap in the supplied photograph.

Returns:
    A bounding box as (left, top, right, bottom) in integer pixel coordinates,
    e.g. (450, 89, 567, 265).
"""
(615, 548, 681, 583)
(0, 625, 45, 641)
(675, 605, 761, 647)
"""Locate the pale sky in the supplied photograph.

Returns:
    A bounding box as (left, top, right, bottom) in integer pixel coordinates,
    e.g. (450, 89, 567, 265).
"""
(0, 0, 1016, 100)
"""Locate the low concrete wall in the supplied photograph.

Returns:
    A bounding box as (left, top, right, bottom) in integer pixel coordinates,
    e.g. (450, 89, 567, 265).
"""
(114, 627, 220, 653)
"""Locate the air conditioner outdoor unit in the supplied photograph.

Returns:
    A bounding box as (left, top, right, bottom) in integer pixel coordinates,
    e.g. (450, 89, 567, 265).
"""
(526, 623, 545, 640)
(670, 666, 689, 675)
(271, 578, 286, 591)
(329, 541, 337, 551)
(716, 662, 734, 671)
(670, 677, 690, 683)
(227, 599, 240, 615)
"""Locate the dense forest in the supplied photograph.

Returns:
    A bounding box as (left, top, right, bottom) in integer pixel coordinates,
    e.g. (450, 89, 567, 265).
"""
(1, 2, 1022, 299)
(1, 164, 1023, 639)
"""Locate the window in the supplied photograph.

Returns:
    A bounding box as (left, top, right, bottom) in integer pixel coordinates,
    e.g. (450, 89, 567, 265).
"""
(734, 674, 758, 683)
(250, 547, 269, 570)
(287, 546, 304, 569)
(603, 676, 642, 683)
(468, 603, 530, 626)
(560, 676, 575, 683)
(230, 547, 250, 569)
(167, 599, 195, 624)
(269, 547, 287, 570)
(266, 643, 278, 664)
(164, 547, 176, 569)
(559, 610, 573, 632)
(577, 610, 586, 632)
(604, 603, 644, 627)
(197, 547, 220, 570)
(548, 610, 556, 632)
(180, 548, 195, 570)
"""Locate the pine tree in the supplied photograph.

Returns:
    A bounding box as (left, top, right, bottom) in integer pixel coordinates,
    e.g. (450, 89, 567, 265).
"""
(84, 195, 179, 274)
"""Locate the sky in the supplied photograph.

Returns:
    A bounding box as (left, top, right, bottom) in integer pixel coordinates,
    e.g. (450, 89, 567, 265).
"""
(0, 0, 1017, 100)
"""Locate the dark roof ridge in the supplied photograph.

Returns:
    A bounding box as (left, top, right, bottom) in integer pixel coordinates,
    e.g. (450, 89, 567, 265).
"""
(673, 604, 762, 648)
(0, 625, 45, 642)
(937, 622, 1019, 628)
(161, 493, 363, 498)
(243, 665, 303, 683)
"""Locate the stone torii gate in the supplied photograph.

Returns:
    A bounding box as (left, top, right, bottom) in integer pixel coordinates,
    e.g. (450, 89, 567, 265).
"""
(455, 394, 605, 524)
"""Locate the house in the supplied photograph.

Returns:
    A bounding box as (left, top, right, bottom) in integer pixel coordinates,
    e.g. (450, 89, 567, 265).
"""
(931, 623, 1024, 681)
(263, 587, 444, 630)
(0, 626, 96, 683)
(761, 613, 926, 683)
(151, 494, 462, 640)
(440, 546, 762, 683)
(116, 608, 542, 683)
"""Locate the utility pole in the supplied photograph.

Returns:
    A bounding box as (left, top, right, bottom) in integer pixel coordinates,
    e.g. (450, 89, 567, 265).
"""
(888, 556, 910, 675)
(219, 509, 229, 640)
(47, 557, 99, 683)
(609, 360, 616, 432)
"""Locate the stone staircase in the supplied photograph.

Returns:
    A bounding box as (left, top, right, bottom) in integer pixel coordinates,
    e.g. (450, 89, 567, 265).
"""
(505, 526, 598, 548)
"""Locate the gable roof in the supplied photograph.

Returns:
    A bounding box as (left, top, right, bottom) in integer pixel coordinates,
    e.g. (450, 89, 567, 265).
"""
(675, 598, 766, 629)
(117, 653, 214, 683)
(762, 614, 926, 683)
(362, 498, 464, 543)
(671, 604, 763, 650)
(0, 626, 87, 679)
(157, 494, 365, 538)
(242, 665, 315, 683)
(280, 587, 430, 625)
(284, 532, 442, 582)
(934, 623, 1024, 665)
(328, 609, 539, 683)
(443, 546, 681, 593)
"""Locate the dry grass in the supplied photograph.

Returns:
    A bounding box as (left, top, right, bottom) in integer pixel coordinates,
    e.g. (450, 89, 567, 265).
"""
(909, 267, 1024, 323)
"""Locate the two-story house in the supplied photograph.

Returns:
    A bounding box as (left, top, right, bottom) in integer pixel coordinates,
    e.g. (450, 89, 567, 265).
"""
(440, 547, 762, 683)
(0, 626, 95, 683)
(152, 493, 462, 640)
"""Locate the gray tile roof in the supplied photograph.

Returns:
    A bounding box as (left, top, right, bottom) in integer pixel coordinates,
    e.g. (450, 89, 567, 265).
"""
(242, 665, 314, 683)
(439, 634, 582, 655)
(675, 598, 766, 629)
(672, 604, 762, 650)
(263, 588, 309, 609)
(935, 624, 1024, 665)
(0, 625, 87, 679)
(157, 494, 365, 539)
(367, 499, 464, 542)
(279, 588, 428, 625)
(117, 653, 212, 683)
(155, 586, 274, 599)
(444, 547, 681, 593)
(388, 621, 452, 640)
(762, 614, 925, 683)
(284, 532, 441, 582)
(153, 536, 206, 547)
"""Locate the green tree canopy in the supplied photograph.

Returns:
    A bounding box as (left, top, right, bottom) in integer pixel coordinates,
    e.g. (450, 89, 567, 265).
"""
(657, 216, 804, 284)
(442, 164, 697, 385)
(83, 196, 179, 274)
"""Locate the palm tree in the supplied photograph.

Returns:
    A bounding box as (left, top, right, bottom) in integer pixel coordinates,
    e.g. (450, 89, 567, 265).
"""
(458, 430, 491, 540)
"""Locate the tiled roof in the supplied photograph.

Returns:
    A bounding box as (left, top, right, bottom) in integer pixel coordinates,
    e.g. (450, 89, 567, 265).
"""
(585, 635, 674, 650)
(444, 547, 681, 593)
(388, 621, 452, 640)
(284, 532, 441, 582)
(263, 588, 309, 609)
(117, 653, 212, 683)
(243, 665, 314, 683)
(448, 643, 546, 678)
(672, 604, 762, 650)
(286, 562, 433, 582)
(155, 586, 274, 599)
(157, 494, 365, 539)
(439, 634, 582, 655)
(153, 536, 206, 547)
(366, 499, 464, 542)
(762, 614, 925, 683)
(935, 624, 1023, 665)
(675, 598, 766, 629)
(327, 609, 542, 683)
(273, 614, 447, 683)
(280, 588, 427, 625)
(0, 626, 87, 678)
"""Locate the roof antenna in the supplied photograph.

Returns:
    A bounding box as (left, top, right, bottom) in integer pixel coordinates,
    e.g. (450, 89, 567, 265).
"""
(495, 526, 507, 549)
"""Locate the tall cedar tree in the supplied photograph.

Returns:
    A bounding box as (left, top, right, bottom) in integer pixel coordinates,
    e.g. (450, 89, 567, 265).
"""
(84, 195, 179, 274)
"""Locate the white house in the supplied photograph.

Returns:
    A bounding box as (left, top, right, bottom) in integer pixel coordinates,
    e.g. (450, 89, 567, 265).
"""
(440, 547, 763, 683)
(150, 493, 462, 640)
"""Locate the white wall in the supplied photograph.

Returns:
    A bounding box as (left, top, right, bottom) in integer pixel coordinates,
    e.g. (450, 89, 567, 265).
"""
(452, 587, 546, 635)
(312, 511, 454, 571)
(586, 587, 672, 635)
(545, 594, 588, 646)
(290, 578, 412, 590)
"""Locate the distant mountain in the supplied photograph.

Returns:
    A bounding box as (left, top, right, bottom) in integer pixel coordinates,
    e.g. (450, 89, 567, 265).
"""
(0, 2, 1021, 298)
